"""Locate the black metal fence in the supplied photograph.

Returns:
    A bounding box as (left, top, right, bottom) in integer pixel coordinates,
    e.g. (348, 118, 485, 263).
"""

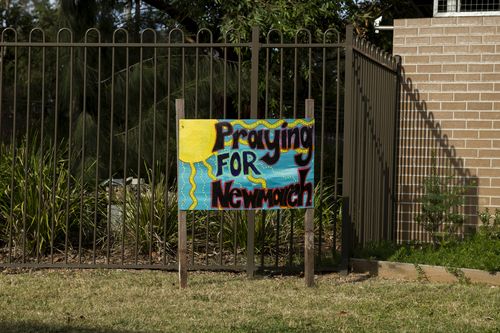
(342, 25, 401, 249)
(0, 25, 400, 273)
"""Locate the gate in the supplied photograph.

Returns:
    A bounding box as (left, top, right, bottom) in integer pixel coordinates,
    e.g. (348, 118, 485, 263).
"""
(0, 25, 400, 273)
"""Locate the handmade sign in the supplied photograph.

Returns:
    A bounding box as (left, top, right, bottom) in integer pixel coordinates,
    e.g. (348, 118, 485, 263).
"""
(178, 119, 314, 210)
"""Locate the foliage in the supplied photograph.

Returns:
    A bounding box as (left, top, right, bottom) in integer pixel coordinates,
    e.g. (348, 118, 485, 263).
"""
(354, 234, 500, 272)
(0, 138, 107, 255)
(477, 207, 500, 240)
(217, 183, 341, 262)
(122, 171, 178, 255)
(415, 153, 467, 245)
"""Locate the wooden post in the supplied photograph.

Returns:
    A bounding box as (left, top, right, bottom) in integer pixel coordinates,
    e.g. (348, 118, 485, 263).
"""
(176, 99, 187, 289)
(304, 99, 315, 287)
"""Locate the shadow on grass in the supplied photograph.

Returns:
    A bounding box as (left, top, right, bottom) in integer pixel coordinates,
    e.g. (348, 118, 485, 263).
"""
(0, 321, 145, 333)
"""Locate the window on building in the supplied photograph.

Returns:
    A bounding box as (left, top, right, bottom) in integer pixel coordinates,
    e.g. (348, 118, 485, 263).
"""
(435, 0, 500, 15)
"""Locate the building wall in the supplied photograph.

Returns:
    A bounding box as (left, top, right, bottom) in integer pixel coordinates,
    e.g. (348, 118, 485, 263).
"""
(393, 16, 500, 242)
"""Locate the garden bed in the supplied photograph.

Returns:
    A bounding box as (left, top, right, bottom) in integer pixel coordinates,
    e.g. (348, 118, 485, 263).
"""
(351, 258, 500, 286)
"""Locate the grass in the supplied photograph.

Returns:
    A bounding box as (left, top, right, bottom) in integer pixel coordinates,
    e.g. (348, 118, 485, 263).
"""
(0, 270, 498, 333)
(354, 234, 500, 273)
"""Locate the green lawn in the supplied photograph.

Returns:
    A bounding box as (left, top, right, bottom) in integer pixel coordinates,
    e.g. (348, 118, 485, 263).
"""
(0, 270, 498, 333)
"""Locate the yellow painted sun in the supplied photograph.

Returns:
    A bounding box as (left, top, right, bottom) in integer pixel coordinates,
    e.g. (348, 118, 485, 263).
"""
(179, 119, 218, 163)
(179, 119, 218, 209)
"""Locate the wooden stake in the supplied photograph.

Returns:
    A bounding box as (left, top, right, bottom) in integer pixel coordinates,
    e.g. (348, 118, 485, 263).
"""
(305, 99, 315, 287)
(176, 99, 187, 289)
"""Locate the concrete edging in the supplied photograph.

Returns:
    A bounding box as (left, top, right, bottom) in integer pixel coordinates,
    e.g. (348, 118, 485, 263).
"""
(351, 258, 500, 286)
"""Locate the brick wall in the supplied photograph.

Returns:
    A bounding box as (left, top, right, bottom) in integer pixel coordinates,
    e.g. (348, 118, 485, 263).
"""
(393, 16, 500, 242)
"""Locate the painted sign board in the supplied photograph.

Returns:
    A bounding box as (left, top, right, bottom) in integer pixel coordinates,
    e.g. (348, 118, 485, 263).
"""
(178, 119, 314, 210)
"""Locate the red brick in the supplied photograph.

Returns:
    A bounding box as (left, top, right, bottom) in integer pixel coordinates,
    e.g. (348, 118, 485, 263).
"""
(479, 149, 500, 158)
(430, 73, 454, 82)
(428, 92, 453, 101)
(480, 131, 500, 139)
(481, 54, 500, 62)
(403, 55, 430, 64)
(468, 102, 493, 110)
(469, 45, 496, 54)
(415, 83, 440, 92)
(468, 64, 494, 72)
(430, 111, 454, 118)
(404, 74, 430, 82)
(401, 65, 417, 74)
(393, 37, 405, 46)
(452, 130, 479, 139)
(442, 83, 467, 91)
(483, 35, 500, 44)
(418, 46, 444, 54)
(431, 36, 456, 45)
(454, 93, 480, 101)
(481, 93, 500, 101)
(455, 111, 479, 119)
(466, 140, 492, 148)
(456, 55, 481, 63)
(444, 26, 469, 35)
(468, 83, 494, 91)
(419, 27, 444, 36)
(394, 46, 418, 55)
(467, 121, 492, 129)
(481, 74, 500, 82)
(443, 64, 467, 73)
(429, 55, 455, 63)
(431, 17, 456, 25)
(478, 187, 500, 196)
(443, 45, 469, 54)
(484, 17, 500, 25)
(465, 159, 491, 168)
(440, 120, 466, 128)
(470, 26, 497, 35)
(478, 168, 500, 177)
(394, 19, 406, 27)
(454, 148, 479, 157)
(457, 36, 482, 44)
(456, 73, 481, 81)
(448, 139, 466, 148)
(417, 64, 442, 73)
(406, 36, 430, 45)
(457, 17, 483, 25)
(394, 28, 418, 37)
(481, 112, 500, 119)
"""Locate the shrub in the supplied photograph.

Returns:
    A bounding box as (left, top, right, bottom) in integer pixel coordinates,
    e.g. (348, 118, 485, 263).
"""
(0, 139, 106, 256)
(122, 172, 178, 256)
(477, 207, 500, 240)
(415, 152, 467, 245)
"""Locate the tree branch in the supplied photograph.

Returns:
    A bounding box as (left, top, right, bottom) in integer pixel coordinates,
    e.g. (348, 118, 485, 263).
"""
(140, 0, 199, 33)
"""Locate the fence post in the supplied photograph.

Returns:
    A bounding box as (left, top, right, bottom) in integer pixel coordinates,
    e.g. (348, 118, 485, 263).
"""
(246, 26, 260, 278)
(176, 98, 187, 289)
(392, 55, 403, 243)
(340, 197, 351, 274)
(340, 25, 354, 274)
(304, 99, 315, 287)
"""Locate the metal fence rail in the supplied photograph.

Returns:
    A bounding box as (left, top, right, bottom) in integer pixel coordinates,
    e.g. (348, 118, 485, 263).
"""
(342, 26, 401, 249)
(0, 26, 350, 273)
